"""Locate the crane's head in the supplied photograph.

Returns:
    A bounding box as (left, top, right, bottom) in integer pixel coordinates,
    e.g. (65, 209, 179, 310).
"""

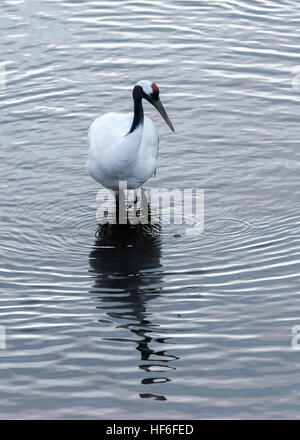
(134, 80, 174, 132)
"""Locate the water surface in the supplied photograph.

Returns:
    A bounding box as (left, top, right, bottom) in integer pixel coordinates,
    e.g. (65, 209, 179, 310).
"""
(0, 0, 300, 419)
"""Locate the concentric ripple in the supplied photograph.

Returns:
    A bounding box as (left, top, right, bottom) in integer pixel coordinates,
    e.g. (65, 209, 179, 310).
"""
(203, 218, 257, 237)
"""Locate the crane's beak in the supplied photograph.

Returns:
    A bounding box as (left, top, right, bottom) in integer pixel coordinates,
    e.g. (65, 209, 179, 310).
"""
(153, 99, 174, 132)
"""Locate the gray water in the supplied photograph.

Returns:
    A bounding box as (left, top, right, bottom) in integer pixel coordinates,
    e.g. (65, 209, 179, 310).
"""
(1, 0, 300, 420)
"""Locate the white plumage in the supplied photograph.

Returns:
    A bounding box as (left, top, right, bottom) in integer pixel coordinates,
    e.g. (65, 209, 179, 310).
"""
(86, 80, 174, 192)
(87, 112, 158, 191)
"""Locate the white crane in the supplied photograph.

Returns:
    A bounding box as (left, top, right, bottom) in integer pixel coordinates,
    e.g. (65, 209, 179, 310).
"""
(86, 80, 174, 192)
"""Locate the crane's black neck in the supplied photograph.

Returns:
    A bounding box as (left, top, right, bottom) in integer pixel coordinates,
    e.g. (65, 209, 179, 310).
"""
(128, 86, 144, 134)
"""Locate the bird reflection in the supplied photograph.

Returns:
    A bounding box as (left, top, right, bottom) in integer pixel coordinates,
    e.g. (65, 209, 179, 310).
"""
(89, 202, 177, 401)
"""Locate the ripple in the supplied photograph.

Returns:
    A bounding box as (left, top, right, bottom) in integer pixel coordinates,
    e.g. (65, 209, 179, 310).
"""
(204, 218, 257, 237)
(0, 191, 95, 261)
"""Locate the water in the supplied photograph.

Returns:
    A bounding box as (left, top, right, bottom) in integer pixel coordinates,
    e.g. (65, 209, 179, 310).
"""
(1, 0, 300, 419)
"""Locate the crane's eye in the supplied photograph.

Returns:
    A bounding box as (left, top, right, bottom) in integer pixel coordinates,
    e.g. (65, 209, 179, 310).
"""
(150, 92, 159, 102)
